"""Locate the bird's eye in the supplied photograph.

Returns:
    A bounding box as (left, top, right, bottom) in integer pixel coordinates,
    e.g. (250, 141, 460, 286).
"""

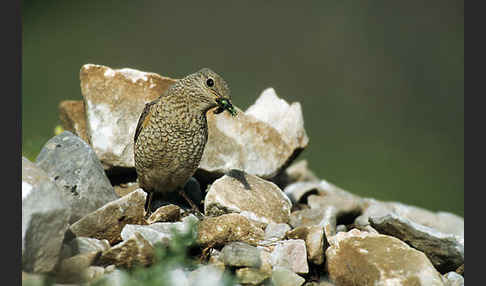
(206, 78, 214, 87)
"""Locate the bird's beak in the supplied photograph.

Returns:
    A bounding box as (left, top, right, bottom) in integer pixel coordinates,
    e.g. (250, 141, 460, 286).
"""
(215, 98, 237, 116)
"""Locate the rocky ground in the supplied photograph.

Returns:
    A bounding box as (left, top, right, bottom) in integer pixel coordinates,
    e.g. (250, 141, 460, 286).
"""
(22, 64, 464, 286)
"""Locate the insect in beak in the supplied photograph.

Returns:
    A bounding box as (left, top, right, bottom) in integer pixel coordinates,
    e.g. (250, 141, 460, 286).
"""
(215, 98, 237, 116)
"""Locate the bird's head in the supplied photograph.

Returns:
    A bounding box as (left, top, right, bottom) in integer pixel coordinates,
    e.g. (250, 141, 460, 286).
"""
(181, 68, 237, 116)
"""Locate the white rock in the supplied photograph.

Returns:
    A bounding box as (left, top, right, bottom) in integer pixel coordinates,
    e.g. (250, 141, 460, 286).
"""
(200, 87, 309, 179)
(269, 239, 309, 274)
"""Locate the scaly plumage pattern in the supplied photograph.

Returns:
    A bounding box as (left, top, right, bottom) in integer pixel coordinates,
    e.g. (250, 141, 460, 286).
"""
(134, 68, 234, 205)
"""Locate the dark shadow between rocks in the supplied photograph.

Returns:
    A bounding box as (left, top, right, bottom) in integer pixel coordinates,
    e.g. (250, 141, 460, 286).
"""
(338, 209, 363, 229)
(193, 169, 223, 192)
(147, 177, 204, 213)
(105, 167, 138, 186)
(227, 169, 252, 190)
(269, 147, 306, 188)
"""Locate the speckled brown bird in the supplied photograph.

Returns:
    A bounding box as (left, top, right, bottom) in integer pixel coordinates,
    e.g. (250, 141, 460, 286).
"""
(134, 68, 236, 212)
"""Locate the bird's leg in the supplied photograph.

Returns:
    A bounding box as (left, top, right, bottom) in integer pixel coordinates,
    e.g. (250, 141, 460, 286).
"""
(144, 191, 154, 218)
(178, 189, 203, 217)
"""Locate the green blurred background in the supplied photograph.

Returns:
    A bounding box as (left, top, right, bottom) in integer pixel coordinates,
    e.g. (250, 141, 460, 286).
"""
(22, 1, 464, 216)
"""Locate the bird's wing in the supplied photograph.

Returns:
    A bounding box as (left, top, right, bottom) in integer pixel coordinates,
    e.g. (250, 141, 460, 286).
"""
(134, 97, 160, 144)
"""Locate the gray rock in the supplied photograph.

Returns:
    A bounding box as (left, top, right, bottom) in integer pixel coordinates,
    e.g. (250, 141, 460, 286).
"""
(287, 225, 326, 265)
(104, 264, 116, 274)
(188, 264, 225, 286)
(236, 267, 270, 285)
(121, 216, 197, 246)
(80, 64, 178, 169)
(98, 268, 129, 286)
(287, 179, 363, 239)
(289, 207, 338, 242)
(69, 189, 146, 244)
(221, 242, 262, 268)
(68, 237, 111, 255)
(269, 239, 309, 274)
(264, 223, 291, 242)
(54, 251, 101, 284)
(82, 266, 106, 284)
(289, 208, 327, 228)
(442, 272, 464, 286)
(22, 157, 71, 273)
(356, 199, 464, 237)
(369, 213, 464, 273)
(197, 213, 265, 247)
(35, 131, 119, 224)
(168, 268, 190, 286)
(326, 229, 445, 285)
(204, 170, 292, 226)
(307, 191, 362, 215)
(97, 232, 154, 268)
(199, 87, 309, 179)
(271, 267, 306, 286)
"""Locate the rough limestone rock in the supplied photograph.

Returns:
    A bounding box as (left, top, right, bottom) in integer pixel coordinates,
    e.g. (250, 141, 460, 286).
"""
(97, 232, 154, 268)
(74, 65, 308, 176)
(99, 268, 129, 286)
(264, 223, 292, 242)
(271, 266, 306, 286)
(287, 225, 326, 265)
(22, 157, 71, 273)
(369, 214, 464, 273)
(69, 189, 146, 244)
(188, 264, 225, 286)
(268, 239, 309, 274)
(197, 213, 264, 247)
(204, 171, 292, 225)
(289, 207, 339, 243)
(356, 199, 464, 237)
(326, 229, 445, 286)
(121, 215, 198, 246)
(35, 131, 119, 224)
(79, 64, 177, 168)
(54, 251, 101, 284)
(221, 242, 262, 268)
(68, 237, 111, 255)
(236, 267, 270, 285)
(199, 87, 309, 179)
(58, 100, 89, 143)
(146, 204, 181, 224)
(306, 182, 363, 214)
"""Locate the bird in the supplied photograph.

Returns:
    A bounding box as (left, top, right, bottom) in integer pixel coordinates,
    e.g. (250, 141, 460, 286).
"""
(133, 68, 237, 213)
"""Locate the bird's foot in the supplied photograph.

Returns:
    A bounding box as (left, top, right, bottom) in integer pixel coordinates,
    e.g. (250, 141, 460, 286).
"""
(178, 189, 204, 218)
